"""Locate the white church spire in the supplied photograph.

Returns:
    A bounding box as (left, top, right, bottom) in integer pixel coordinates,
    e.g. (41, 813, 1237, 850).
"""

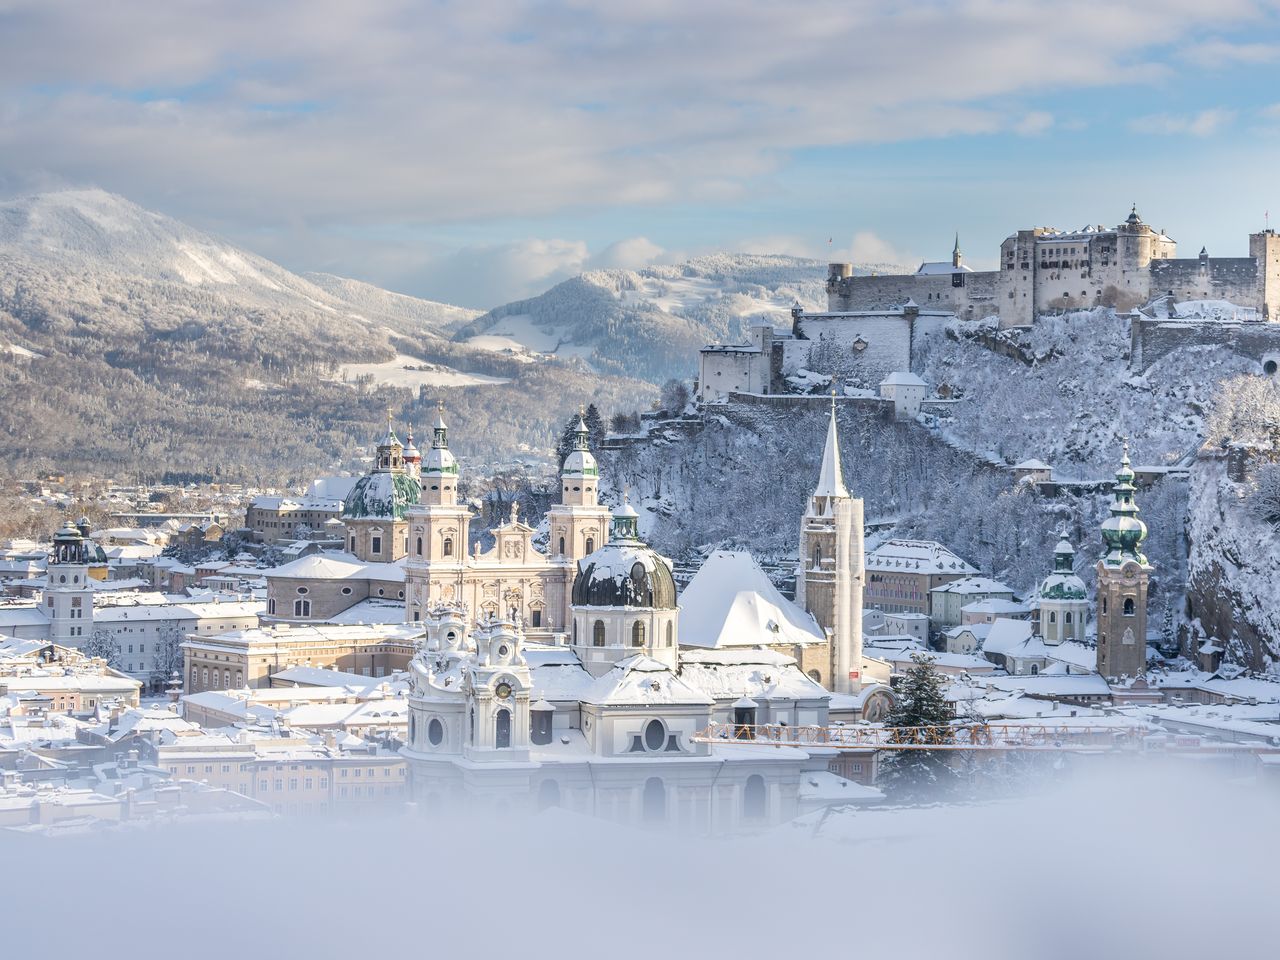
(813, 393, 849, 499)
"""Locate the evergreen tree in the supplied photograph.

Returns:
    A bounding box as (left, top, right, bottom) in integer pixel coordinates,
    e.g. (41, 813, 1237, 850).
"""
(584, 403, 606, 450)
(878, 653, 964, 802)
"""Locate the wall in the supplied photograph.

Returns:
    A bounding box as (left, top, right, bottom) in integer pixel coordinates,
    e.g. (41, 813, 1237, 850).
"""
(1131, 317, 1280, 371)
(827, 270, 998, 320)
(1149, 257, 1259, 304)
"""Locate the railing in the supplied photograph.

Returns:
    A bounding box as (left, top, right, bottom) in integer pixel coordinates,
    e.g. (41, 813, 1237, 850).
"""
(691, 722, 1152, 752)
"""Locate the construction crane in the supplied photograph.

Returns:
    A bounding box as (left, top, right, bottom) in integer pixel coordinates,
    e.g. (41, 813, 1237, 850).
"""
(690, 722, 1279, 754)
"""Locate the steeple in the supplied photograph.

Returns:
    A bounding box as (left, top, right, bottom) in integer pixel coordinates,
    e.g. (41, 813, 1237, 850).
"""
(1100, 439, 1147, 566)
(423, 402, 458, 478)
(374, 410, 405, 473)
(813, 394, 849, 499)
(952, 232, 962, 269)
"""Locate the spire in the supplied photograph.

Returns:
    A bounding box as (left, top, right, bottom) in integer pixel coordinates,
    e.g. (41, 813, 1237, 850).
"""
(952, 232, 962, 268)
(813, 393, 849, 499)
(572, 406, 590, 452)
(432, 401, 448, 448)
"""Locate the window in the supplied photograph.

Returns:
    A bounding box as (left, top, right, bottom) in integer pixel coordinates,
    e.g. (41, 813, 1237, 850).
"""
(558, 536, 565, 555)
(585, 537, 594, 554)
(443, 537, 453, 557)
(531, 609, 542, 628)
(416, 537, 423, 556)
(632, 621, 645, 647)
(495, 708, 512, 749)
(1065, 612, 1073, 624)
(428, 718, 443, 745)
(1123, 597, 1135, 616)
(268, 598, 276, 615)
(593, 620, 606, 647)
(1102, 597, 1108, 615)
(666, 621, 674, 647)
(371, 535, 382, 555)
(293, 598, 311, 617)
(296, 586, 308, 595)
(644, 719, 665, 751)
(1048, 611, 1056, 624)
(743, 774, 767, 819)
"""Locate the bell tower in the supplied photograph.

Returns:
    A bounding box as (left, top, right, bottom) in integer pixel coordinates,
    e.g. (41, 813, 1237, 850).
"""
(1095, 443, 1154, 680)
(46, 520, 94, 647)
(795, 397, 864, 694)
(404, 404, 472, 623)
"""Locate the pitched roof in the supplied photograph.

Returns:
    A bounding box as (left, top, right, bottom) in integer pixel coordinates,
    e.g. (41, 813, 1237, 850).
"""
(813, 403, 849, 498)
(678, 551, 825, 649)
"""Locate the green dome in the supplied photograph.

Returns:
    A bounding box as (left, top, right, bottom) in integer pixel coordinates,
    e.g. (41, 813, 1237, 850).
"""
(1101, 449, 1148, 565)
(343, 470, 421, 520)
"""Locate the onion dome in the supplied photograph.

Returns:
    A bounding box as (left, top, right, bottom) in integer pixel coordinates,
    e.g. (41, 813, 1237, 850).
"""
(423, 402, 459, 477)
(572, 497, 675, 609)
(343, 470, 421, 520)
(1038, 537, 1087, 600)
(1100, 444, 1148, 565)
(402, 426, 421, 464)
(562, 411, 598, 478)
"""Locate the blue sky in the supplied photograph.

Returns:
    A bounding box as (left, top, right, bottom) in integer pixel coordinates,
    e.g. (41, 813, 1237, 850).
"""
(2, 0, 1280, 307)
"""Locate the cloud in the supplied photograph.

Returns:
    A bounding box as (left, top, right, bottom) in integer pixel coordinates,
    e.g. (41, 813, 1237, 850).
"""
(1182, 37, 1280, 66)
(588, 237, 666, 271)
(407, 238, 590, 308)
(1129, 108, 1236, 136)
(847, 231, 917, 269)
(1014, 111, 1054, 136)
(0, 1, 1275, 284)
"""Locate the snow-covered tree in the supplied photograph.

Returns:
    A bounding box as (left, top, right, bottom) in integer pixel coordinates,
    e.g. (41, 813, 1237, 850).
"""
(150, 624, 186, 689)
(1248, 463, 1280, 524)
(82, 629, 123, 669)
(878, 653, 964, 802)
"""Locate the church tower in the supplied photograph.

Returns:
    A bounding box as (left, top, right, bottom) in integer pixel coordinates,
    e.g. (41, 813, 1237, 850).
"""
(1036, 536, 1088, 645)
(342, 414, 421, 562)
(795, 399, 864, 694)
(404, 405, 472, 622)
(546, 411, 612, 563)
(46, 520, 94, 647)
(1095, 444, 1155, 680)
(952, 233, 963, 270)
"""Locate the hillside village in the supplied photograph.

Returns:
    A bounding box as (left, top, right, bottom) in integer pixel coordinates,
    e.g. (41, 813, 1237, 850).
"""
(2, 202, 1279, 831)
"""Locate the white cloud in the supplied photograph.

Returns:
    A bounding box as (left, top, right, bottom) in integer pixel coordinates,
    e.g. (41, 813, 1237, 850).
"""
(1183, 37, 1280, 67)
(1014, 111, 1055, 136)
(1130, 108, 1236, 136)
(408, 238, 590, 308)
(588, 237, 666, 271)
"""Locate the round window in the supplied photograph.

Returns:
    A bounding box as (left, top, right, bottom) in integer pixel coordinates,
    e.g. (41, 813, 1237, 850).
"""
(377, 588, 385, 596)
(1266, 359, 1278, 376)
(428, 718, 443, 745)
(497, 645, 510, 658)
(296, 586, 308, 595)
(644, 719, 665, 751)
(59, 575, 66, 584)
(341, 586, 353, 596)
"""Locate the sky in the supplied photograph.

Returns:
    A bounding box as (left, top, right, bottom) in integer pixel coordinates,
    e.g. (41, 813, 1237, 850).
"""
(3, 0, 1280, 308)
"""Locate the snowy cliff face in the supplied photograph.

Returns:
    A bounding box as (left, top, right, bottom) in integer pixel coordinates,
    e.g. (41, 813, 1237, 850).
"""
(1186, 455, 1280, 670)
(454, 255, 848, 384)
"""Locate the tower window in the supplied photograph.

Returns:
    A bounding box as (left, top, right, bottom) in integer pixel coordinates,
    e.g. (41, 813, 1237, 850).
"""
(1123, 597, 1135, 616)
(593, 620, 605, 647)
(443, 537, 453, 557)
(371, 536, 382, 555)
(558, 536, 565, 556)
(1065, 612, 1073, 624)
(585, 537, 595, 554)
(666, 621, 673, 647)
(632, 621, 646, 647)
(1048, 611, 1056, 624)
(1101, 597, 1108, 615)
(416, 537, 423, 556)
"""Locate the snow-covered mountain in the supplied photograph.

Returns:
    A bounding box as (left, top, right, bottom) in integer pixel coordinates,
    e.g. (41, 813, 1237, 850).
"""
(455, 255, 888, 383)
(0, 190, 651, 480)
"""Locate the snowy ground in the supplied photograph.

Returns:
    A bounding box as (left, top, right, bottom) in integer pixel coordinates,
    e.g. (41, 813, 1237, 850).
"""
(336, 354, 510, 389)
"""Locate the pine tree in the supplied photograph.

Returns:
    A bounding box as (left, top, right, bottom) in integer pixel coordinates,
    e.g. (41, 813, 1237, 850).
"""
(556, 404, 606, 467)
(82, 629, 123, 669)
(584, 403, 606, 450)
(878, 653, 964, 802)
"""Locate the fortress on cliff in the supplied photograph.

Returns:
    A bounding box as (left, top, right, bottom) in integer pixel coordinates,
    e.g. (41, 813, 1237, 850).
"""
(826, 208, 1280, 328)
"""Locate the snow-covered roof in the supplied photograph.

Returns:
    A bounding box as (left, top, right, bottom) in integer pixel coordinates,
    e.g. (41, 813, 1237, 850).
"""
(931, 576, 1014, 596)
(678, 551, 825, 649)
(980, 674, 1112, 698)
(880, 371, 927, 387)
(960, 598, 1030, 615)
(865, 539, 977, 575)
(266, 554, 368, 580)
(585, 655, 713, 707)
(980, 618, 1036, 657)
(812, 404, 849, 498)
(678, 648, 829, 702)
(915, 261, 974, 275)
(1013, 458, 1052, 471)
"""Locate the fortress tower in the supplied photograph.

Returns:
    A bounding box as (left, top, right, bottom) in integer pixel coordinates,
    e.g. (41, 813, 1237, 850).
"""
(1249, 229, 1280, 321)
(795, 399, 864, 694)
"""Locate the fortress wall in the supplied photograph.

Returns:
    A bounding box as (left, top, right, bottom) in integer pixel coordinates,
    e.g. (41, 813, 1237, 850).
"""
(791, 314, 913, 387)
(1149, 258, 1259, 304)
(1132, 317, 1280, 370)
(827, 272, 999, 319)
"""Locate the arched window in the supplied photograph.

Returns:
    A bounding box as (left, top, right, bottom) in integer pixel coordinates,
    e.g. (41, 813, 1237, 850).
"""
(813, 545, 822, 568)
(632, 621, 646, 647)
(642, 777, 666, 822)
(1065, 612, 1073, 624)
(666, 621, 674, 647)
(293, 598, 311, 617)
(1030, 664, 1040, 675)
(1101, 596, 1108, 615)
(495, 709, 511, 749)
(585, 537, 595, 554)
(268, 598, 276, 615)
(537, 779, 561, 811)
(443, 537, 453, 557)
(1123, 597, 1135, 616)
(1048, 611, 1056, 624)
(558, 536, 566, 556)
(744, 774, 767, 820)
(593, 620, 606, 647)
(416, 537, 422, 556)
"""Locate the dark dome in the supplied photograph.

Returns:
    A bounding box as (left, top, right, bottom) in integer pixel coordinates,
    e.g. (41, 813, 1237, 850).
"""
(572, 543, 677, 609)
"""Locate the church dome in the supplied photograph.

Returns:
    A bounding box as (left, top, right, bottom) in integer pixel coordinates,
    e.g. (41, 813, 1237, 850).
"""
(562, 448, 598, 477)
(343, 470, 421, 520)
(1039, 537, 1087, 600)
(572, 542, 677, 610)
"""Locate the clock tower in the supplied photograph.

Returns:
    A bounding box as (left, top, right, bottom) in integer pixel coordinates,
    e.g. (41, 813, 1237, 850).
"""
(463, 615, 532, 763)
